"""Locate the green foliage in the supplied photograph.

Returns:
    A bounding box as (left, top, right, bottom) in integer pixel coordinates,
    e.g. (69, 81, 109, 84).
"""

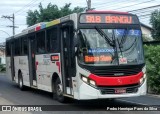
(150, 10, 160, 40)
(144, 45, 160, 94)
(27, 3, 85, 26)
(0, 64, 6, 72)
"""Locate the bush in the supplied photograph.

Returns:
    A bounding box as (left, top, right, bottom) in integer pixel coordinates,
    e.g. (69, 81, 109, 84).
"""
(0, 64, 6, 72)
(144, 45, 160, 94)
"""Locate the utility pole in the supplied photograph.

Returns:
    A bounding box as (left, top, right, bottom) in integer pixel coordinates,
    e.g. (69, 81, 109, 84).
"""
(1, 13, 18, 36)
(86, 0, 94, 12)
(86, 0, 91, 11)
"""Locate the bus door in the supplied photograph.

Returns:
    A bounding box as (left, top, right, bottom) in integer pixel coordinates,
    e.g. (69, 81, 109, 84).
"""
(61, 21, 75, 95)
(10, 41, 15, 81)
(28, 34, 37, 87)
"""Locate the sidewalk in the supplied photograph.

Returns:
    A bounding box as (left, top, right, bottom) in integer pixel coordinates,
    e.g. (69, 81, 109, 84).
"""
(147, 93, 160, 98)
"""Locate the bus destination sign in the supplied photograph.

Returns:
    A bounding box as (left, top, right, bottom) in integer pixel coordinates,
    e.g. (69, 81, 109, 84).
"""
(79, 14, 139, 24)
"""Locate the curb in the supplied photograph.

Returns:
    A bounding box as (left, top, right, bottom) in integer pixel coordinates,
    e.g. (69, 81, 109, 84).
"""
(147, 93, 160, 98)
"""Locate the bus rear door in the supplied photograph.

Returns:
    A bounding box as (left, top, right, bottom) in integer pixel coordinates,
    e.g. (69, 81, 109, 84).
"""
(28, 34, 37, 87)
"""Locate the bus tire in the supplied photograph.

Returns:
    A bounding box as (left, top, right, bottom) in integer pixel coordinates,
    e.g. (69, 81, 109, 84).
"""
(18, 72, 25, 90)
(54, 78, 68, 103)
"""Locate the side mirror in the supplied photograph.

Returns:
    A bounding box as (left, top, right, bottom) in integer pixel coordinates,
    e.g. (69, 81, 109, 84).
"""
(74, 35, 79, 56)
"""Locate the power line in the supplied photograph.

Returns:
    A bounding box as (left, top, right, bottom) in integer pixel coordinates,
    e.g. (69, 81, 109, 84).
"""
(0, 24, 27, 26)
(132, 9, 157, 15)
(95, 0, 135, 9)
(14, 0, 38, 14)
(113, 0, 155, 10)
(94, 0, 128, 8)
(94, 0, 124, 7)
(16, 0, 45, 16)
(128, 4, 160, 12)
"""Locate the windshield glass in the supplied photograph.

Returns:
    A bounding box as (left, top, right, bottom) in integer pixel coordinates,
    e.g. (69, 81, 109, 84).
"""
(77, 28, 144, 66)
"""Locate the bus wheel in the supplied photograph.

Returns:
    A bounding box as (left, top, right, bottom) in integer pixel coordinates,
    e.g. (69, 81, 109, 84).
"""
(18, 72, 25, 90)
(54, 78, 67, 103)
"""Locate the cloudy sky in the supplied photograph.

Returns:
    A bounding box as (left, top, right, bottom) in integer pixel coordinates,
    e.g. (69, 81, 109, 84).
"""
(0, 0, 159, 43)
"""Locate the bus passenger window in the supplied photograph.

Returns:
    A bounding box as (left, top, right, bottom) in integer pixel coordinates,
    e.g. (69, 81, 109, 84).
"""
(36, 31, 45, 54)
(22, 37, 28, 55)
(46, 27, 58, 53)
(15, 38, 21, 56)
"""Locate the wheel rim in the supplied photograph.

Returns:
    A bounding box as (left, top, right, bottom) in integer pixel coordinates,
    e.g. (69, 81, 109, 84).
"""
(19, 78, 22, 88)
(57, 84, 62, 96)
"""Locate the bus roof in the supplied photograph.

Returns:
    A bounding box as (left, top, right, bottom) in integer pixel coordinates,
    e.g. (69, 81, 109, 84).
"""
(6, 10, 136, 41)
(86, 10, 129, 14)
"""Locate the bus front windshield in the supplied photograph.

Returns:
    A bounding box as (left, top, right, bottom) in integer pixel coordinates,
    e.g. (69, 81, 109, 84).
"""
(77, 28, 144, 66)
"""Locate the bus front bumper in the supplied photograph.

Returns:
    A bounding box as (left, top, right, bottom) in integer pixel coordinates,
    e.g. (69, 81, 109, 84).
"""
(78, 80, 147, 100)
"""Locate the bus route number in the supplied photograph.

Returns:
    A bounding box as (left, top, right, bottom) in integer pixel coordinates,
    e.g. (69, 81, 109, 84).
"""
(86, 15, 101, 23)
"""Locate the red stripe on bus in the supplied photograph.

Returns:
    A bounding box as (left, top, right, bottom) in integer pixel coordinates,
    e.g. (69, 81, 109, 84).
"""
(35, 26, 41, 31)
(56, 62, 61, 73)
(88, 72, 143, 86)
(35, 61, 38, 70)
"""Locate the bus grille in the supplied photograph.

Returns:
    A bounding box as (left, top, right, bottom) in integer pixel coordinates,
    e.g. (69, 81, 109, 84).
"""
(93, 65, 143, 76)
(100, 84, 139, 94)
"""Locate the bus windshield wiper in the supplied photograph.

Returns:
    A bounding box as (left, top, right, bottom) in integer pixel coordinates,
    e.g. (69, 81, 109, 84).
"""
(116, 29, 128, 57)
(119, 29, 128, 48)
(95, 26, 115, 47)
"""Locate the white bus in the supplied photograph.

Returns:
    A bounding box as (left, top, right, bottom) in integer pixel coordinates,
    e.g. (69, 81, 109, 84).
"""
(6, 11, 147, 103)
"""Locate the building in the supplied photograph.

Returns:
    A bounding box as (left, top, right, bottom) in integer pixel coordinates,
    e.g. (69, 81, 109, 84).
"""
(0, 43, 5, 64)
(141, 23, 154, 41)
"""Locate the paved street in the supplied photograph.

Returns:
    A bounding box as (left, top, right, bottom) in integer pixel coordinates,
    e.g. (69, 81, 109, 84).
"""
(0, 74, 160, 114)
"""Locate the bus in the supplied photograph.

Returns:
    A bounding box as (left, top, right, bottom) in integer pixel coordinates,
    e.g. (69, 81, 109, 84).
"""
(6, 11, 146, 103)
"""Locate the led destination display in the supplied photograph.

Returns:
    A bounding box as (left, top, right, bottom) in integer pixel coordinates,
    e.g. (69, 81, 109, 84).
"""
(79, 14, 139, 24)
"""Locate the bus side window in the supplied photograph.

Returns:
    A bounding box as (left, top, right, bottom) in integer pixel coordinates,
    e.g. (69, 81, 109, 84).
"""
(36, 31, 46, 54)
(22, 37, 28, 55)
(46, 27, 58, 53)
(15, 38, 21, 56)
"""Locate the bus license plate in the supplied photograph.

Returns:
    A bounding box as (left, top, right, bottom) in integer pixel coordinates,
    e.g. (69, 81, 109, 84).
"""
(115, 88, 126, 94)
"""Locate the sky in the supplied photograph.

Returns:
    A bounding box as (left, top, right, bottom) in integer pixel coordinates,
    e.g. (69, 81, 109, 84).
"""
(0, 0, 160, 43)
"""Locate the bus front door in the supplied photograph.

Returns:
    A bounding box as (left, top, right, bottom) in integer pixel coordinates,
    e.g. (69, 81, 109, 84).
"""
(28, 35, 37, 87)
(61, 22, 75, 95)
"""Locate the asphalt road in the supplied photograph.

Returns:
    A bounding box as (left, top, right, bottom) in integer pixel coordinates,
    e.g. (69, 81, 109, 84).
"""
(0, 74, 160, 114)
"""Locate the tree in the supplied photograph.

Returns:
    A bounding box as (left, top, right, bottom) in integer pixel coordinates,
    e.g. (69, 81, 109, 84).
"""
(150, 10, 160, 40)
(26, 3, 85, 26)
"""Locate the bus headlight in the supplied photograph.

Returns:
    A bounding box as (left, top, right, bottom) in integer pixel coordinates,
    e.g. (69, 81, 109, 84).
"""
(142, 65, 146, 74)
(140, 74, 146, 84)
(140, 66, 147, 84)
(82, 76, 88, 83)
(89, 80, 96, 86)
(81, 74, 96, 87)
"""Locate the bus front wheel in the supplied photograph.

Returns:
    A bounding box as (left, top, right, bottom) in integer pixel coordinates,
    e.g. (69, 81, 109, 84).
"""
(54, 78, 67, 103)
